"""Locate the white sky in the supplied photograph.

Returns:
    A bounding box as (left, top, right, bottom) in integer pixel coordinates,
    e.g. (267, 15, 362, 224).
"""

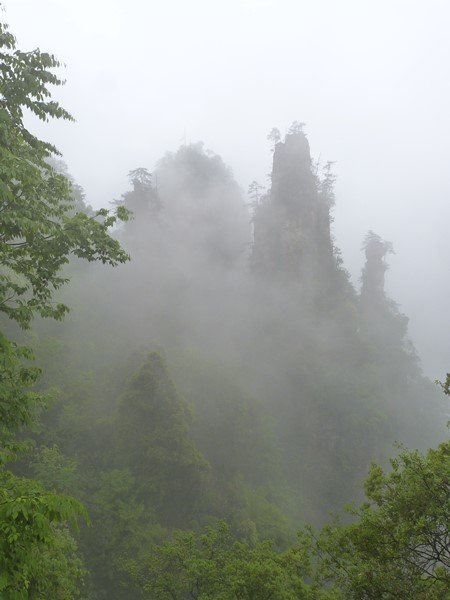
(4, 0, 450, 378)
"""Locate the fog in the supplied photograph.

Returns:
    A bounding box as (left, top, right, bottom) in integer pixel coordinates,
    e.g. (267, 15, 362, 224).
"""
(3, 3, 450, 595)
(5, 0, 449, 376)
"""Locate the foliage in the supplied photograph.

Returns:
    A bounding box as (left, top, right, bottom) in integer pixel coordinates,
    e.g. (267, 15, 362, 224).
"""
(0, 15, 129, 598)
(125, 520, 332, 600)
(0, 30, 444, 596)
(117, 167, 161, 222)
(125, 435, 450, 600)
(0, 20, 129, 330)
(288, 121, 306, 135)
(437, 373, 450, 398)
(23, 117, 445, 598)
(25, 525, 86, 599)
(0, 333, 43, 459)
(0, 16, 129, 446)
(267, 127, 281, 147)
(116, 352, 210, 525)
(248, 180, 265, 207)
(308, 440, 450, 599)
(79, 468, 164, 599)
(30, 444, 80, 495)
(0, 469, 87, 597)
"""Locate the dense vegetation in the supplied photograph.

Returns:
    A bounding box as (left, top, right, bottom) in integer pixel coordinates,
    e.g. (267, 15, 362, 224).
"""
(0, 15, 448, 599)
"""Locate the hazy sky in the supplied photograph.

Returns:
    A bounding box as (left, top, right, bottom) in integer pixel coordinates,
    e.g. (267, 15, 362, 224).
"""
(5, 0, 450, 378)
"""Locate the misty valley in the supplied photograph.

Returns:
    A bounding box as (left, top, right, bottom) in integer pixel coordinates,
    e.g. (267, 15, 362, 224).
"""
(0, 9, 449, 600)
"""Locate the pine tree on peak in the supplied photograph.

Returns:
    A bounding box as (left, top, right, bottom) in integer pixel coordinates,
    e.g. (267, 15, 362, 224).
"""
(118, 167, 161, 225)
(129, 167, 153, 188)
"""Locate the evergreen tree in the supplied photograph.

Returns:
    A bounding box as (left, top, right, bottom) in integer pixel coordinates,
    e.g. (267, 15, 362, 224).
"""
(116, 353, 209, 526)
(118, 167, 161, 228)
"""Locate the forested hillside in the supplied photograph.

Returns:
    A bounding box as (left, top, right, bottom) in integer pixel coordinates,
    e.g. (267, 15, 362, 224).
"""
(22, 126, 446, 598)
(0, 13, 448, 599)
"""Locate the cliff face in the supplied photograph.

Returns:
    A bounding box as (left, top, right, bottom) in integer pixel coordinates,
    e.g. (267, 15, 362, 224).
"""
(251, 130, 340, 301)
(271, 131, 316, 220)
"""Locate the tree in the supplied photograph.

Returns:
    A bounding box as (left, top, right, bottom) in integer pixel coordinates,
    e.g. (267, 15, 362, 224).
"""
(267, 127, 281, 149)
(0, 23, 129, 331)
(288, 121, 306, 135)
(125, 520, 332, 600)
(118, 167, 161, 223)
(0, 471, 87, 598)
(116, 353, 209, 526)
(248, 180, 265, 207)
(0, 16, 129, 596)
(0, 16, 130, 445)
(307, 438, 450, 598)
(438, 373, 450, 397)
